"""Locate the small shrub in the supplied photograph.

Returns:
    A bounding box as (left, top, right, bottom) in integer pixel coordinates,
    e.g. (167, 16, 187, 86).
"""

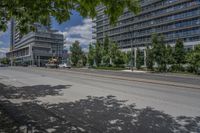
(186, 65, 195, 73)
(171, 64, 185, 72)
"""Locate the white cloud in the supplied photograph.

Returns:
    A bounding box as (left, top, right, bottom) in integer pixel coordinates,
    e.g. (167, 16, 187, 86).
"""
(0, 41, 9, 54)
(0, 47, 9, 53)
(82, 48, 89, 53)
(0, 47, 9, 58)
(59, 18, 94, 51)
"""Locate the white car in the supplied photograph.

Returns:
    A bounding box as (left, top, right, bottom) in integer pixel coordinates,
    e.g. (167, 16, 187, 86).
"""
(59, 63, 71, 69)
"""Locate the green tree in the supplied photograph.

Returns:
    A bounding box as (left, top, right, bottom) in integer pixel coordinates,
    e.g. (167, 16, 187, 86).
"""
(110, 42, 118, 65)
(136, 49, 143, 70)
(70, 41, 83, 66)
(174, 39, 185, 65)
(186, 45, 200, 74)
(102, 55, 110, 66)
(95, 41, 103, 67)
(0, 0, 140, 33)
(0, 57, 10, 65)
(88, 44, 95, 66)
(103, 35, 110, 55)
(151, 34, 167, 72)
(151, 34, 160, 67)
(102, 36, 111, 66)
(82, 53, 87, 67)
(122, 52, 128, 66)
(159, 35, 167, 71)
(126, 51, 132, 66)
(109, 43, 125, 67)
(113, 51, 126, 67)
(146, 47, 154, 70)
(166, 45, 174, 65)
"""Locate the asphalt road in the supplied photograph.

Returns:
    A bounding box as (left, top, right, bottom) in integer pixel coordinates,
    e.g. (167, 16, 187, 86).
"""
(0, 67, 200, 133)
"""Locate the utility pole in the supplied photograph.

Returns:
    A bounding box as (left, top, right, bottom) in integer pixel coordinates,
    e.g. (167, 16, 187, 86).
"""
(134, 47, 137, 68)
(144, 48, 147, 68)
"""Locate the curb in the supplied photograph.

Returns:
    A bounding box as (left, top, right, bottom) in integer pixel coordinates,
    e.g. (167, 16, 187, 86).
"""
(32, 67, 200, 90)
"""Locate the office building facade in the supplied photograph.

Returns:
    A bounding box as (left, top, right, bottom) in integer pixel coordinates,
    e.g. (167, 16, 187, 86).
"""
(7, 20, 64, 66)
(93, 0, 200, 50)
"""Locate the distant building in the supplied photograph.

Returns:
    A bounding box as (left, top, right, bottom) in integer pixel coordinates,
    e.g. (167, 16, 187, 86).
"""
(0, 51, 6, 58)
(93, 0, 200, 50)
(7, 19, 64, 66)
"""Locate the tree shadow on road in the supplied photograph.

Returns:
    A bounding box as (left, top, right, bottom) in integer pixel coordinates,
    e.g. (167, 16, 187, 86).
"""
(46, 95, 200, 133)
(0, 83, 72, 132)
(1, 95, 200, 133)
(0, 83, 200, 133)
(0, 83, 71, 100)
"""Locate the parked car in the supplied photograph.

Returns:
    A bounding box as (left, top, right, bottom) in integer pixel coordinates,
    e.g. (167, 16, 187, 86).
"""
(45, 57, 59, 68)
(21, 62, 28, 67)
(0, 63, 9, 67)
(59, 63, 71, 69)
(0, 63, 6, 67)
(45, 63, 58, 68)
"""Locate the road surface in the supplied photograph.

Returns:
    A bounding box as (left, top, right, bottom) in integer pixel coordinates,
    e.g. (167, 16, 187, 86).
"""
(0, 67, 200, 132)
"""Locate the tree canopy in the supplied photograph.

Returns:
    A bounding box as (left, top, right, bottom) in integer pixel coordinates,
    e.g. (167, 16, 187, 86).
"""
(0, 57, 10, 65)
(88, 44, 95, 66)
(186, 45, 200, 74)
(0, 0, 140, 33)
(174, 39, 185, 65)
(146, 46, 153, 70)
(70, 41, 83, 66)
(151, 34, 167, 71)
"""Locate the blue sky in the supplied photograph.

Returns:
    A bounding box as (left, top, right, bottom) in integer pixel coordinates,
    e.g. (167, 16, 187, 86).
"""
(0, 11, 93, 54)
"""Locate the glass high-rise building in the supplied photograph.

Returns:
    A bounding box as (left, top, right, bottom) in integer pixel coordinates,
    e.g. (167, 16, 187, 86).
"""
(93, 0, 200, 50)
(7, 20, 64, 66)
